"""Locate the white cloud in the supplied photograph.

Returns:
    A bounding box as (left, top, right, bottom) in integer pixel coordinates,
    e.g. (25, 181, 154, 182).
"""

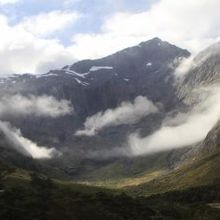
(0, 94, 72, 158)
(70, 0, 220, 60)
(1, 0, 220, 75)
(174, 56, 196, 78)
(0, 13, 77, 74)
(128, 86, 220, 156)
(75, 96, 158, 136)
(63, 0, 81, 6)
(174, 41, 220, 78)
(18, 10, 80, 37)
(0, 94, 73, 117)
(0, 121, 59, 158)
(0, 0, 20, 5)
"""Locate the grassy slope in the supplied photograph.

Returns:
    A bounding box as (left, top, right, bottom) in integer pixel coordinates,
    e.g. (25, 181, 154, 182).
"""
(126, 151, 220, 196)
(1, 164, 220, 219)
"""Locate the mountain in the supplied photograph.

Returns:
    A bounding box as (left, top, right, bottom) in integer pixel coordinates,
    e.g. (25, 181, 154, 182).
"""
(1, 38, 220, 219)
(2, 37, 220, 182)
(0, 38, 191, 178)
(1, 37, 220, 187)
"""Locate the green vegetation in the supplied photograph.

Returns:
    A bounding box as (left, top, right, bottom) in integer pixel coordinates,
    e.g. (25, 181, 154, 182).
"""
(1, 164, 220, 220)
(127, 151, 220, 197)
(1, 133, 220, 219)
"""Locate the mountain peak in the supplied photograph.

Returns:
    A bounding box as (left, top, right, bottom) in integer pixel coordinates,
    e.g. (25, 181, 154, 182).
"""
(138, 37, 169, 48)
(139, 37, 162, 45)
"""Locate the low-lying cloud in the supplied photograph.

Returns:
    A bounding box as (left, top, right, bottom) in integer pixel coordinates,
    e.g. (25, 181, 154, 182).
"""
(0, 94, 73, 159)
(128, 86, 220, 156)
(174, 56, 196, 78)
(0, 94, 73, 118)
(0, 121, 59, 159)
(75, 96, 158, 136)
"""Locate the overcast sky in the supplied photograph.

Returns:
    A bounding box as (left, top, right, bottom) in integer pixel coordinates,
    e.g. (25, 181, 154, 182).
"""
(0, 0, 220, 75)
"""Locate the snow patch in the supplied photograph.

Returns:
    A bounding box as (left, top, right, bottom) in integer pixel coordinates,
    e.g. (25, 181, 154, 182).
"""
(146, 62, 152, 67)
(39, 73, 58, 78)
(89, 66, 113, 72)
(75, 78, 83, 84)
(64, 69, 88, 78)
(74, 78, 90, 86)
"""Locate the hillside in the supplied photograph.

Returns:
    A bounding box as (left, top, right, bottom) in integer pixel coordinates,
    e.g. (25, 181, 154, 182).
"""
(1, 164, 220, 220)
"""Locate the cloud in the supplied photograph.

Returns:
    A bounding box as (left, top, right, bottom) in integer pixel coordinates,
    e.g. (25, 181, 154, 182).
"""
(128, 86, 220, 156)
(0, 94, 73, 117)
(63, 0, 81, 6)
(75, 96, 158, 136)
(174, 56, 196, 78)
(0, 121, 59, 158)
(0, 94, 72, 158)
(174, 41, 220, 78)
(18, 10, 81, 37)
(70, 0, 220, 60)
(0, 0, 20, 5)
(0, 12, 78, 74)
(1, 0, 220, 75)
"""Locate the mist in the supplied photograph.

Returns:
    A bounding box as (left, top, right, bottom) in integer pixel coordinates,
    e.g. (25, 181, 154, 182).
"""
(128, 86, 220, 156)
(0, 93, 72, 158)
(0, 121, 59, 159)
(75, 96, 158, 136)
(0, 94, 73, 118)
(174, 56, 195, 78)
(174, 42, 220, 79)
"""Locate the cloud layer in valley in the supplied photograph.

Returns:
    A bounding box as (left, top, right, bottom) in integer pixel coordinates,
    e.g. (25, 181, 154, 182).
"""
(0, 94, 73, 117)
(128, 86, 220, 156)
(75, 96, 158, 136)
(0, 121, 58, 158)
(0, 94, 73, 158)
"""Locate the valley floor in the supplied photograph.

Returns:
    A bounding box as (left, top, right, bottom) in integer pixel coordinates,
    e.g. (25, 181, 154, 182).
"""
(1, 167, 220, 220)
